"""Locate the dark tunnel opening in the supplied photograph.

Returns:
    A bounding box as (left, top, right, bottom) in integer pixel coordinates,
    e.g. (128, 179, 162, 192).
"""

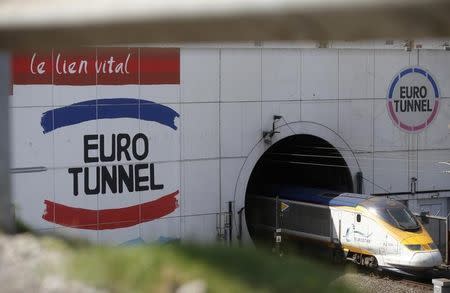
(245, 134, 354, 242)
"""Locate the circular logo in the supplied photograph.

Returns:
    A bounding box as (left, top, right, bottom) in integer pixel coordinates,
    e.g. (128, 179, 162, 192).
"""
(387, 67, 440, 133)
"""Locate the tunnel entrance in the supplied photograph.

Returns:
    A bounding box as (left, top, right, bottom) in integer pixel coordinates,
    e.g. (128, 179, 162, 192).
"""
(245, 134, 354, 242)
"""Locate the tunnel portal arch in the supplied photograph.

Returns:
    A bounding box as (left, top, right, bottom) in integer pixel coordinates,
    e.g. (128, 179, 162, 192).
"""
(233, 121, 361, 244)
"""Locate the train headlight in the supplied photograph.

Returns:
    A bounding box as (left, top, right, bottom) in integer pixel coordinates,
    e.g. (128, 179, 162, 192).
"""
(405, 244, 422, 251)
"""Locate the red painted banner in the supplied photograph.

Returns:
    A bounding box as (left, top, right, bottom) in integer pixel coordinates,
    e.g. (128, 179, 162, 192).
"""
(42, 190, 179, 230)
(13, 47, 180, 85)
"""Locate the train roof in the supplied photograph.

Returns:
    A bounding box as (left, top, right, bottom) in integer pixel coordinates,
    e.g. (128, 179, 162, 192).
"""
(270, 185, 371, 207)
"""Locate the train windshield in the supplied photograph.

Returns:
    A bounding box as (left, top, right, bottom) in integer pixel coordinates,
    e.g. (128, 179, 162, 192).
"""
(362, 197, 420, 231)
(384, 207, 420, 231)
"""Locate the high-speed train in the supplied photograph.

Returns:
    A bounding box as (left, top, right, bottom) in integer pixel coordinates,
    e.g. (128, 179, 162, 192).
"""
(247, 186, 443, 273)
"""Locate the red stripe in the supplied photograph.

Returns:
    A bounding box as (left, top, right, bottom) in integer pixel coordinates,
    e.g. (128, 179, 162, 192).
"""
(13, 50, 52, 84)
(42, 190, 179, 230)
(53, 48, 96, 85)
(12, 47, 180, 86)
(140, 48, 180, 84)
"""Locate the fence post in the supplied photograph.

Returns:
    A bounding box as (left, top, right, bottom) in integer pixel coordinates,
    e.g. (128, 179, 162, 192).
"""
(0, 52, 13, 233)
(446, 214, 449, 264)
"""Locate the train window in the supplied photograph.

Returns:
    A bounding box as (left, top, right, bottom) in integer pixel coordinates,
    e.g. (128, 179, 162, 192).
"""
(356, 214, 361, 222)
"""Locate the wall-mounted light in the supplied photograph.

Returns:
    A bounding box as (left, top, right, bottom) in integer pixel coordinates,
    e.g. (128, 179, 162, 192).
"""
(263, 115, 282, 144)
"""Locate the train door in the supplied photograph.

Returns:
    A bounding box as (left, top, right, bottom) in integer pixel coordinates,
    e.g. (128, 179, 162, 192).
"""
(353, 213, 372, 253)
(339, 211, 357, 252)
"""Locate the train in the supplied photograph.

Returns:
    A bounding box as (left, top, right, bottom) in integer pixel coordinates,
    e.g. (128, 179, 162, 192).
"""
(246, 186, 443, 274)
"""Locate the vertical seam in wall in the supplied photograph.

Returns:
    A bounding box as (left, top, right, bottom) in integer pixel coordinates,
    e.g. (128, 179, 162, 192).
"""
(299, 49, 302, 120)
(218, 48, 222, 219)
(179, 48, 183, 239)
(260, 48, 263, 154)
(372, 48, 375, 194)
(408, 50, 413, 192)
(51, 48, 56, 233)
(416, 49, 420, 189)
(95, 47, 99, 241)
(337, 49, 340, 134)
(138, 47, 142, 240)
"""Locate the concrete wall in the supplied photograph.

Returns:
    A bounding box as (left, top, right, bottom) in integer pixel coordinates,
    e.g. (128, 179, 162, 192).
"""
(10, 40, 450, 244)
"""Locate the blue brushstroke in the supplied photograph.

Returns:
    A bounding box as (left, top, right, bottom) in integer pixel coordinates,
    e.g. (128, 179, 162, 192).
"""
(41, 98, 180, 134)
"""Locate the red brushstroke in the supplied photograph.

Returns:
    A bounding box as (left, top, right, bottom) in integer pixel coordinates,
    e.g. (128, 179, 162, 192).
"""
(42, 190, 179, 230)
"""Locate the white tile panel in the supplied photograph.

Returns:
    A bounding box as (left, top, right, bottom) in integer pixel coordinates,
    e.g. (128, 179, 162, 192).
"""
(11, 85, 53, 107)
(98, 226, 140, 245)
(97, 162, 141, 245)
(262, 101, 301, 133)
(53, 85, 96, 106)
(10, 106, 54, 168)
(331, 40, 375, 49)
(54, 167, 99, 242)
(372, 40, 410, 50)
(140, 103, 181, 162)
(338, 100, 373, 152)
(355, 153, 374, 194)
(140, 161, 181, 220)
(220, 103, 242, 157)
(419, 50, 450, 98)
(181, 103, 219, 160)
(374, 50, 411, 99)
(220, 49, 261, 102)
(12, 170, 55, 231)
(53, 105, 97, 168)
(418, 150, 450, 191)
(373, 99, 408, 151)
(181, 48, 219, 102)
(242, 102, 262, 156)
(181, 214, 217, 243)
(261, 49, 300, 101)
(301, 49, 338, 99)
(220, 102, 261, 157)
(181, 159, 219, 216)
(220, 158, 245, 211)
(415, 39, 450, 50)
(97, 104, 141, 163)
(141, 216, 180, 244)
(373, 151, 409, 193)
(417, 98, 450, 149)
(301, 100, 338, 131)
(140, 85, 179, 104)
(97, 85, 139, 99)
(262, 41, 317, 49)
(338, 50, 374, 100)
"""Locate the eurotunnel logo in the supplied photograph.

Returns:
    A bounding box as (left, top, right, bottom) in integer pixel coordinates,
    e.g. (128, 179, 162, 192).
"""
(13, 48, 181, 230)
(387, 66, 440, 133)
(40, 99, 180, 230)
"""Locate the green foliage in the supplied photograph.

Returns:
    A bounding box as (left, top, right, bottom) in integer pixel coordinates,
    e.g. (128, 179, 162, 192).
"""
(67, 243, 353, 293)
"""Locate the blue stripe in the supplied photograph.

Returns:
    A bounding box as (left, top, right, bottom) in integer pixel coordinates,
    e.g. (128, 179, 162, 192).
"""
(400, 68, 413, 77)
(413, 67, 427, 77)
(41, 98, 180, 134)
(427, 74, 439, 98)
(388, 75, 399, 99)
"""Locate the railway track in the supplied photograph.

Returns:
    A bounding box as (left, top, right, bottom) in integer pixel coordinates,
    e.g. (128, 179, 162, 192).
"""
(354, 265, 434, 292)
(396, 279, 433, 291)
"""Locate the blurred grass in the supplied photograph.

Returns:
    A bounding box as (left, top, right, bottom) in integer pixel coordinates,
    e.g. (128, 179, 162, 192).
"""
(65, 242, 353, 293)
